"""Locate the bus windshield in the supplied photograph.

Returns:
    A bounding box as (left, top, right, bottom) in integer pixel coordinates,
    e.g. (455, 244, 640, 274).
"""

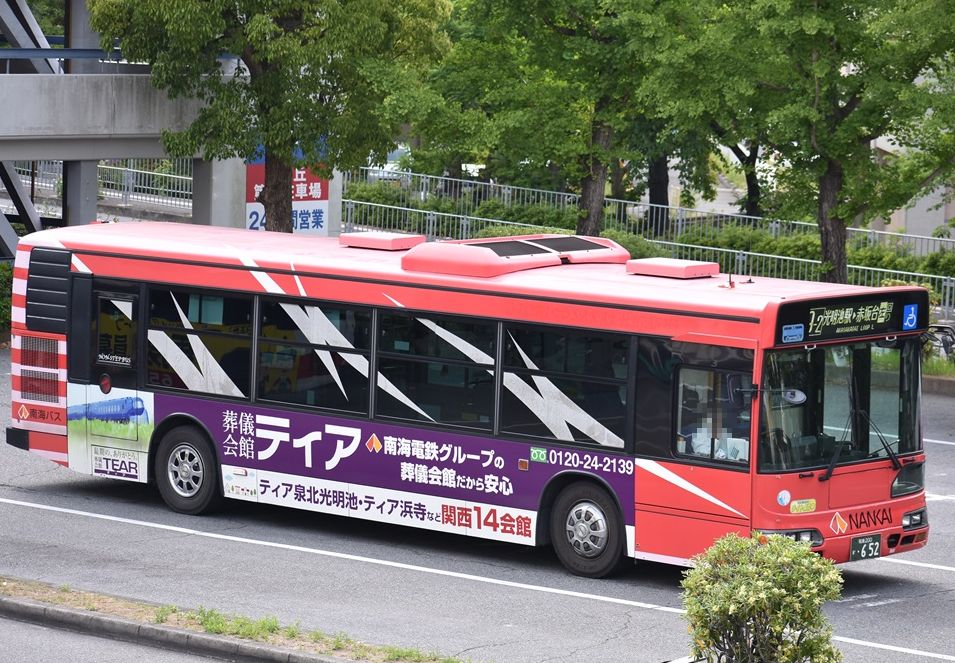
(758, 338, 921, 472)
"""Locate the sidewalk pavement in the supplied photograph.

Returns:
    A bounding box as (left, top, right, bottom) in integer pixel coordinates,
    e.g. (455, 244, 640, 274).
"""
(0, 594, 343, 663)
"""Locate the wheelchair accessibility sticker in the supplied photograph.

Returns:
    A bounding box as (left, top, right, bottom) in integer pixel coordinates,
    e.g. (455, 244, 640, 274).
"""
(902, 304, 918, 330)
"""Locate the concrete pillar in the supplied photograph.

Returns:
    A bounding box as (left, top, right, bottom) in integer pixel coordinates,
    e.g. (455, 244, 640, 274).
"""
(63, 161, 99, 225)
(66, 0, 103, 74)
(327, 170, 343, 236)
(62, 0, 103, 226)
(192, 158, 246, 227)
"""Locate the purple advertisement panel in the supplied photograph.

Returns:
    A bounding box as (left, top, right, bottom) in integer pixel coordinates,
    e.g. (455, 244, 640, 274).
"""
(155, 394, 635, 546)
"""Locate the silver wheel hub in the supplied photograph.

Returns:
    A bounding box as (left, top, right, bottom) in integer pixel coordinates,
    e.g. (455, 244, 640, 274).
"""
(168, 443, 204, 498)
(564, 500, 608, 558)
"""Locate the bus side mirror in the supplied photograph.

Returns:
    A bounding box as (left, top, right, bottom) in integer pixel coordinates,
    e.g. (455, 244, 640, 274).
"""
(727, 374, 757, 407)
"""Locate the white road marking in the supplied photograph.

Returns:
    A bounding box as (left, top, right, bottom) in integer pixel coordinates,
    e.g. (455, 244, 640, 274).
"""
(1, 496, 954, 660)
(925, 438, 955, 447)
(0, 497, 683, 613)
(877, 557, 955, 573)
(926, 493, 955, 502)
(834, 593, 880, 603)
(833, 636, 955, 661)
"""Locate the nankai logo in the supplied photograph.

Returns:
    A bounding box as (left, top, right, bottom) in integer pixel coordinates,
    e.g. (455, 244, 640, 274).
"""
(830, 512, 848, 534)
(831, 508, 892, 534)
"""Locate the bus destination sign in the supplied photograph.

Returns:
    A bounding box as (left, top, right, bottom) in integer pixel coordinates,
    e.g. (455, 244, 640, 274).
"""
(775, 290, 929, 345)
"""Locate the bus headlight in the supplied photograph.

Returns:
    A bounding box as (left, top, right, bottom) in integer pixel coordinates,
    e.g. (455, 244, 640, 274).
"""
(901, 508, 927, 530)
(758, 529, 824, 546)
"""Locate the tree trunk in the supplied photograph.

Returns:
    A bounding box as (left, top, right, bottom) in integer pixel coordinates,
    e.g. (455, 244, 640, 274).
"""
(261, 151, 294, 233)
(741, 143, 762, 218)
(818, 159, 847, 283)
(576, 119, 613, 236)
(647, 153, 670, 236)
(610, 160, 628, 199)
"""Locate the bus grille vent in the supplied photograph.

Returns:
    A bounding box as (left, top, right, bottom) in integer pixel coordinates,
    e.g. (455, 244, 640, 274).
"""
(20, 369, 59, 403)
(26, 248, 71, 334)
(21, 336, 59, 369)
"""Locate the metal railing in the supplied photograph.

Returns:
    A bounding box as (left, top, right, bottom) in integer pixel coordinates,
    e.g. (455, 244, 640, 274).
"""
(345, 167, 955, 257)
(13, 159, 193, 211)
(342, 200, 955, 316)
(11, 161, 953, 258)
(0, 47, 123, 74)
(343, 200, 513, 239)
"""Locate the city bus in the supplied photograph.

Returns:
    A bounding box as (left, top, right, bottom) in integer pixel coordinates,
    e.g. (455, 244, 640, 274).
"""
(7, 222, 929, 577)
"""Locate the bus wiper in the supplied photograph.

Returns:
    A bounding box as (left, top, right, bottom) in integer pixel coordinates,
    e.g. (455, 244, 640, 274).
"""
(819, 410, 901, 482)
(858, 408, 902, 470)
(819, 437, 849, 482)
(821, 377, 855, 482)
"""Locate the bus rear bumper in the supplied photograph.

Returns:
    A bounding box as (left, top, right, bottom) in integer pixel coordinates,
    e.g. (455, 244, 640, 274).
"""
(5, 427, 29, 450)
(5, 427, 69, 466)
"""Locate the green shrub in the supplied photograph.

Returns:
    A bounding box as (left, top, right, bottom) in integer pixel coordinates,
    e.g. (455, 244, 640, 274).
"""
(0, 261, 11, 335)
(472, 224, 570, 239)
(677, 224, 770, 251)
(600, 229, 667, 258)
(472, 200, 578, 229)
(848, 242, 921, 273)
(682, 532, 843, 663)
(346, 181, 408, 207)
(759, 232, 821, 260)
(920, 249, 955, 279)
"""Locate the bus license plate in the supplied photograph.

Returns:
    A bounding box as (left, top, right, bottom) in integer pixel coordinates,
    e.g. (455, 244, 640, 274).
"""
(850, 534, 881, 561)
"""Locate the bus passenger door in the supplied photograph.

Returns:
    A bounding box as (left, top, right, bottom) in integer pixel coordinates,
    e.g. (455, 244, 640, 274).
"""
(68, 281, 151, 482)
(633, 346, 753, 565)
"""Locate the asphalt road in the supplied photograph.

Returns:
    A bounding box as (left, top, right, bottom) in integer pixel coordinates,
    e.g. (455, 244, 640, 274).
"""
(1, 348, 953, 662)
(1, 617, 216, 662)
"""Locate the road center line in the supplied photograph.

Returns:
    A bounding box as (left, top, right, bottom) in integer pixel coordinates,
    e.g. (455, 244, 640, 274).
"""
(2, 496, 953, 661)
(925, 438, 955, 447)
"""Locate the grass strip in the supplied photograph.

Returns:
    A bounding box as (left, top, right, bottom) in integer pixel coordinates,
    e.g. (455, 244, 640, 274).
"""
(0, 576, 465, 663)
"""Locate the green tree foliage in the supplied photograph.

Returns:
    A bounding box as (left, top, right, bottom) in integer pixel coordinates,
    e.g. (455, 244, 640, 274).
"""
(28, 0, 64, 37)
(439, 0, 670, 236)
(662, 0, 955, 283)
(89, 0, 449, 232)
(682, 533, 843, 663)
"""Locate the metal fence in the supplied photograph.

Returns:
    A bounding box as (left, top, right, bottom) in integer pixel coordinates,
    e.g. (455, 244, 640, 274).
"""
(343, 200, 512, 239)
(345, 167, 955, 257)
(342, 200, 955, 316)
(13, 159, 193, 211)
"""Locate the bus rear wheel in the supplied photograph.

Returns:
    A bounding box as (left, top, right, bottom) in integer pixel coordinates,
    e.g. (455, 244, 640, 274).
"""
(550, 482, 624, 578)
(155, 426, 221, 515)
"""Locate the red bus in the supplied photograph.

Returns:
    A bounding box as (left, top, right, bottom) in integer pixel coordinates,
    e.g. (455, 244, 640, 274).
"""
(7, 223, 929, 577)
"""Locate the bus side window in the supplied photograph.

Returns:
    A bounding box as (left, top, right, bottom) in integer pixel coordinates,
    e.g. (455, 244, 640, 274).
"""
(675, 368, 750, 464)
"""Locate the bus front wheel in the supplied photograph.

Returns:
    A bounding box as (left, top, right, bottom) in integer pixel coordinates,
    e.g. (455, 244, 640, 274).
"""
(550, 482, 624, 578)
(155, 426, 221, 515)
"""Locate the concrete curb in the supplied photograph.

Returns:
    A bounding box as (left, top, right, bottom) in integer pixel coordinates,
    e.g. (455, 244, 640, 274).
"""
(923, 375, 955, 397)
(0, 595, 343, 663)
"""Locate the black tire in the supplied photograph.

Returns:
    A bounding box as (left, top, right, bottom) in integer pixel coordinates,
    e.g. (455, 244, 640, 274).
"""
(154, 425, 221, 515)
(550, 482, 625, 578)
